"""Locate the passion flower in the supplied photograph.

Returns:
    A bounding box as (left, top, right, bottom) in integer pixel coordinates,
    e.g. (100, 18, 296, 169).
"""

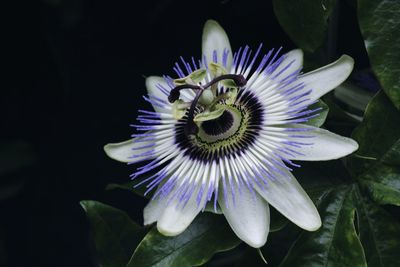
(105, 20, 358, 248)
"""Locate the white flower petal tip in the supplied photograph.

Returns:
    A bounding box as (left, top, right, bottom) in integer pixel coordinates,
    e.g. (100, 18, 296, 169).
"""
(104, 137, 155, 164)
(219, 185, 270, 248)
(149, 186, 208, 237)
(157, 220, 186, 236)
(278, 194, 321, 231)
(145, 76, 167, 98)
(145, 76, 171, 113)
(254, 168, 321, 232)
(296, 205, 322, 231)
(104, 140, 134, 163)
(299, 54, 355, 102)
(285, 49, 304, 67)
(143, 200, 164, 226)
(306, 216, 322, 231)
(287, 125, 359, 161)
(156, 204, 203, 236)
(202, 20, 233, 69)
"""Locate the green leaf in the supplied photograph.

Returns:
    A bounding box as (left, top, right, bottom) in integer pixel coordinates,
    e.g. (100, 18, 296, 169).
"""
(270, 206, 288, 232)
(106, 181, 149, 199)
(253, 224, 303, 267)
(280, 186, 367, 267)
(128, 213, 240, 267)
(80, 201, 146, 267)
(272, 0, 337, 52)
(294, 160, 352, 201)
(350, 91, 400, 205)
(303, 100, 329, 127)
(354, 188, 400, 267)
(358, 0, 400, 109)
(324, 95, 361, 124)
(334, 82, 374, 113)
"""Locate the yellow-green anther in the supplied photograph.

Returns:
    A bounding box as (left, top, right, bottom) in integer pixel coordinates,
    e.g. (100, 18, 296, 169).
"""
(193, 104, 226, 122)
(209, 62, 227, 77)
(199, 89, 214, 105)
(172, 99, 190, 120)
(221, 79, 241, 88)
(173, 69, 207, 86)
(209, 63, 242, 88)
(225, 88, 238, 105)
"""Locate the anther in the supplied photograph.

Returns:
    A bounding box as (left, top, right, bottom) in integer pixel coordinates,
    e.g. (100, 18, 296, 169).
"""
(168, 74, 247, 137)
(168, 74, 247, 103)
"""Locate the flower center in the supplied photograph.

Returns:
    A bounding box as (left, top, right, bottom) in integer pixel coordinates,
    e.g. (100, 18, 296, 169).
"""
(197, 105, 242, 143)
(168, 74, 247, 136)
(174, 91, 263, 161)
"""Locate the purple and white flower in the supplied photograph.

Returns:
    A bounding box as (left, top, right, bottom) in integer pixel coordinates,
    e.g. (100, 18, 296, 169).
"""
(104, 20, 358, 248)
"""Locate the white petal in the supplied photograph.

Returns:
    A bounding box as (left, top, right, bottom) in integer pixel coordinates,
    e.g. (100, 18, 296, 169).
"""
(271, 49, 303, 78)
(103, 137, 155, 163)
(145, 76, 170, 113)
(156, 186, 207, 236)
(255, 166, 321, 231)
(286, 124, 359, 161)
(202, 20, 233, 69)
(298, 55, 354, 103)
(219, 182, 270, 248)
(143, 198, 165, 225)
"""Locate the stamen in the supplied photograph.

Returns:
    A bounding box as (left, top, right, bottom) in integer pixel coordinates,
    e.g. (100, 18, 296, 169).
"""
(168, 74, 247, 103)
(171, 74, 247, 137)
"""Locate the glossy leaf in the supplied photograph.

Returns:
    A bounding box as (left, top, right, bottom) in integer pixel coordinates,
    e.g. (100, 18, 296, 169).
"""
(80, 201, 146, 267)
(323, 94, 361, 137)
(128, 213, 240, 267)
(334, 82, 374, 113)
(351, 91, 400, 205)
(106, 174, 154, 199)
(354, 188, 400, 267)
(294, 160, 352, 202)
(280, 186, 367, 267)
(272, 0, 337, 52)
(358, 0, 400, 109)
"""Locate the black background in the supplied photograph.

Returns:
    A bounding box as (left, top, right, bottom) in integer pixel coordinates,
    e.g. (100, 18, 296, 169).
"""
(2, 0, 366, 266)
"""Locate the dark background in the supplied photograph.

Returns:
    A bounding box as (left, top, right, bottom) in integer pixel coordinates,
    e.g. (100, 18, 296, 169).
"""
(2, 0, 366, 266)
